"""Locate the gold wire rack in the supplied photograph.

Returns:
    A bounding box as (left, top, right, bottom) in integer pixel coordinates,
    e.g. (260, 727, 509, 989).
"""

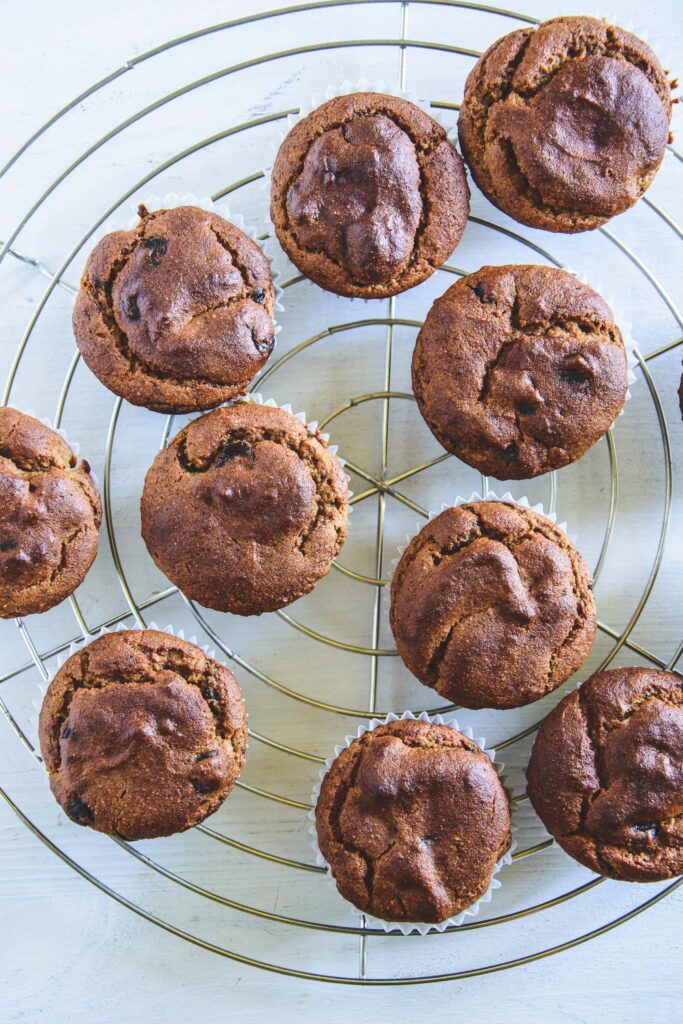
(1, 0, 682, 985)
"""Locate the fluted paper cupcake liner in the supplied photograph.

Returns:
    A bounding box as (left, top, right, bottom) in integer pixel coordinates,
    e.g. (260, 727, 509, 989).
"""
(309, 708, 517, 935)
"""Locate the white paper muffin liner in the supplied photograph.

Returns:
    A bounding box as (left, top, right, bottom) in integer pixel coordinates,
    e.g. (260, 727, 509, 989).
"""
(3, 404, 100, 491)
(309, 709, 517, 935)
(260, 79, 461, 302)
(28, 621, 248, 753)
(240, 393, 353, 507)
(86, 192, 284, 331)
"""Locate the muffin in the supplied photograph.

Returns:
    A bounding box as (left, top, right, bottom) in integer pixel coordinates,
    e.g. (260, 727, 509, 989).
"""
(141, 402, 349, 615)
(39, 629, 248, 840)
(390, 501, 596, 709)
(412, 265, 629, 480)
(527, 667, 683, 881)
(315, 718, 511, 924)
(271, 92, 469, 298)
(0, 408, 101, 618)
(458, 16, 673, 232)
(73, 205, 276, 413)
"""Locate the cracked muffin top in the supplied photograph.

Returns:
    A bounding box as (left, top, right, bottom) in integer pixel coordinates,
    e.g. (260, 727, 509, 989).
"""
(72, 205, 276, 413)
(527, 667, 683, 881)
(315, 718, 511, 923)
(39, 629, 247, 840)
(458, 16, 673, 232)
(141, 402, 349, 615)
(270, 92, 470, 298)
(390, 501, 596, 709)
(0, 408, 101, 618)
(412, 265, 629, 480)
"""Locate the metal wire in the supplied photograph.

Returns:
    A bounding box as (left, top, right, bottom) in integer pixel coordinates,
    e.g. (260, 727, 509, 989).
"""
(1, 0, 681, 985)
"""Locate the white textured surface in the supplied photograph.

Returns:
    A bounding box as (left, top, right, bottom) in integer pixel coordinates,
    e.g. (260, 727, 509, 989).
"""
(1, 0, 682, 1020)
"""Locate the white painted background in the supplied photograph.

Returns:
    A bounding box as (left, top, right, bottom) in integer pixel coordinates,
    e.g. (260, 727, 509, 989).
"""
(1, 1, 682, 1020)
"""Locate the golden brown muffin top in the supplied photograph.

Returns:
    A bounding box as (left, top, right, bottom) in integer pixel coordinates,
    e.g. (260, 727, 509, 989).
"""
(0, 407, 101, 618)
(390, 501, 596, 709)
(271, 92, 469, 298)
(316, 719, 511, 923)
(141, 402, 349, 615)
(458, 16, 673, 232)
(412, 265, 628, 479)
(527, 667, 683, 881)
(39, 629, 247, 840)
(73, 205, 276, 413)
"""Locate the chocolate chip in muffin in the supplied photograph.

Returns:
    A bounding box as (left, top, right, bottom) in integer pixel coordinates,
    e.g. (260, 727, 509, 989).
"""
(72, 205, 276, 414)
(140, 402, 349, 615)
(390, 501, 596, 709)
(315, 718, 511, 923)
(0, 408, 101, 618)
(38, 629, 248, 840)
(271, 92, 470, 298)
(412, 265, 629, 479)
(527, 667, 683, 881)
(458, 16, 674, 232)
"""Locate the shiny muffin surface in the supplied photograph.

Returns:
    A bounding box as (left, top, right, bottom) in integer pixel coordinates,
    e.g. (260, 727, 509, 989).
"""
(271, 92, 469, 297)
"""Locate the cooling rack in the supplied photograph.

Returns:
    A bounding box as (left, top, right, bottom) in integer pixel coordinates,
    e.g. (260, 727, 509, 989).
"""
(1, 0, 682, 986)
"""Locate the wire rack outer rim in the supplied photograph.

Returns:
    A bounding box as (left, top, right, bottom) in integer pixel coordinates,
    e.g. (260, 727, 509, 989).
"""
(0, 0, 681, 986)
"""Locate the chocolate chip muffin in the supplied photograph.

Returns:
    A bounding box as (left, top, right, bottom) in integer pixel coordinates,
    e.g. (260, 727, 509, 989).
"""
(141, 402, 349, 615)
(315, 718, 511, 923)
(73, 205, 276, 413)
(390, 501, 596, 709)
(527, 667, 683, 881)
(271, 92, 469, 298)
(458, 16, 673, 232)
(412, 265, 629, 480)
(0, 408, 101, 618)
(39, 629, 248, 840)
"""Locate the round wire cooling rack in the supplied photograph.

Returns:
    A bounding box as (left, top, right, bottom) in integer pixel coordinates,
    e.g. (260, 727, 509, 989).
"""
(1, 0, 683, 986)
